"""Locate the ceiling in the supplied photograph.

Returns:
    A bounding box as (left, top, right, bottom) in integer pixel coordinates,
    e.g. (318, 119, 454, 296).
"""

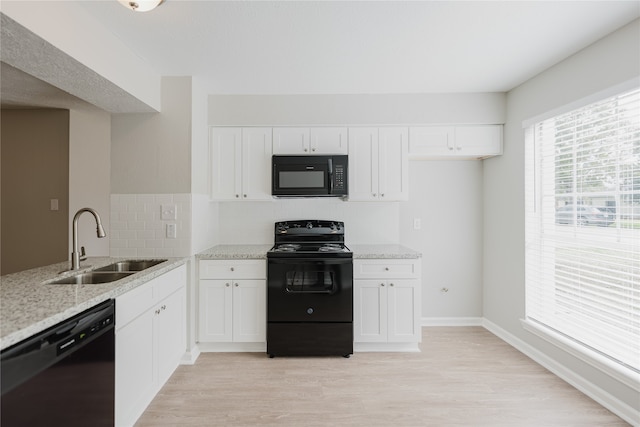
(2, 1, 639, 110)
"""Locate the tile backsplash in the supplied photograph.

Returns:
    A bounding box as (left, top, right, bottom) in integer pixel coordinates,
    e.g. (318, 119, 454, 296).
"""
(110, 193, 191, 258)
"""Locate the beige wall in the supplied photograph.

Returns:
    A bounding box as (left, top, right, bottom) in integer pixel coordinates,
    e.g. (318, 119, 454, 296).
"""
(111, 76, 192, 194)
(1, 109, 69, 274)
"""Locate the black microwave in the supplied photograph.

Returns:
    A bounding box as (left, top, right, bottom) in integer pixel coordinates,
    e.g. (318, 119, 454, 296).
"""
(272, 155, 348, 198)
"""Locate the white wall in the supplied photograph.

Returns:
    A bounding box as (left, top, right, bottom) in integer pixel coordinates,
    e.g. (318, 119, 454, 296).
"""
(400, 160, 484, 322)
(69, 108, 111, 258)
(484, 19, 640, 419)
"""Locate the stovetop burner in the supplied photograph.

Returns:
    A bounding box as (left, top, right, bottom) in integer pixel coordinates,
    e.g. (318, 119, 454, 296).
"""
(268, 220, 352, 258)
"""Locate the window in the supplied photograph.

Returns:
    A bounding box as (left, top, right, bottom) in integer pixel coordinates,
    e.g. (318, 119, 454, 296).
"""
(525, 87, 640, 375)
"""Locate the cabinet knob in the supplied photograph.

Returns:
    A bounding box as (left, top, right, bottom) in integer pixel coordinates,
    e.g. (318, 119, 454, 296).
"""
(304, 148, 308, 152)
(372, 193, 376, 197)
(234, 283, 239, 287)
(226, 283, 230, 287)
(385, 267, 389, 271)
(243, 194, 247, 198)
(230, 267, 235, 271)
(155, 309, 161, 315)
(381, 283, 385, 287)
(235, 194, 239, 198)
(456, 146, 462, 151)
(162, 305, 167, 310)
(311, 148, 316, 152)
(390, 283, 394, 287)
(448, 146, 454, 151)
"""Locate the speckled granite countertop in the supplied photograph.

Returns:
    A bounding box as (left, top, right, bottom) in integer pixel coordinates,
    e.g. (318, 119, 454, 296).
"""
(350, 244, 421, 259)
(197, 244, 273, 259)
(0, 257, 188, 351)
(196, 244, 420, 260)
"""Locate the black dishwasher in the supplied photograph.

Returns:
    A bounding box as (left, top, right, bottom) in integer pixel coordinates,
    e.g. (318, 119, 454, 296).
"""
(1, 299, 115, 426)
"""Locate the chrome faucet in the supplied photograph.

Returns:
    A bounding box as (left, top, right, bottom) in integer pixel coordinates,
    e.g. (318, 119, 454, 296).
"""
(71, 208, 106, 270)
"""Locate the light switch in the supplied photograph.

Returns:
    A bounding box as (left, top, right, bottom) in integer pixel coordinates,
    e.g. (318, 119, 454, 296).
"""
(166, 223, 177, 239)
(413, 218, 421, 230)
(50, 199, 59, 211)
(161, 204, 177, 220)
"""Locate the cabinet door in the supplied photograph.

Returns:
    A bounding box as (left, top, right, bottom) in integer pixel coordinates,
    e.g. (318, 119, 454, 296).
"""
(378, 127, 409, 201)
(199, 280, 233, 342)
(115, 309, 155, 427)
(156, 286, 186, 387)
(232, 280, 266, 342)
(272, 127, 310, 154)
(454, 125, 502, 157)
(408, 126, 455, 156)
(353, 280, 388, 342)
(242, 127, 273, 200)
(387, 280, 420, 343)
(309, 127, 348, 154)
(210, 127, 242, 200)
(348, 127, 379, 201)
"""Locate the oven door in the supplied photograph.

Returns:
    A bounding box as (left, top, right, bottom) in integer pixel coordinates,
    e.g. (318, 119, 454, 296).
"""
(267, 257, 353, 322)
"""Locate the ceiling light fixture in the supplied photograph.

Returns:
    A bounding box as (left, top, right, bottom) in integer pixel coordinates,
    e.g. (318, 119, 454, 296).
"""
(118, 0, 164, 12)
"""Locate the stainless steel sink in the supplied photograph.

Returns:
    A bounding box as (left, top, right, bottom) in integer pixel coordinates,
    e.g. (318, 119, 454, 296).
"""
(48, 271, 133, 285)
(93, 259, 167, 272)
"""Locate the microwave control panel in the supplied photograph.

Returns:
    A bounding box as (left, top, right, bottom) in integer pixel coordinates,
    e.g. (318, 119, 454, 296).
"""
(334, 164, 346, 190)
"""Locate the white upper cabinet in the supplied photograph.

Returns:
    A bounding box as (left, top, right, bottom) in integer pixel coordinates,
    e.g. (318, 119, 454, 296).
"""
(273, 127, 348, 154)
(210, 127, 272, 201)
(348, 127, 408, 201)
(409, 125, 503, 159)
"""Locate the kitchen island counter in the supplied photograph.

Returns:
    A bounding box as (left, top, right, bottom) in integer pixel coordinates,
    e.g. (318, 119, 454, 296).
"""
(0, 257, 187, 351)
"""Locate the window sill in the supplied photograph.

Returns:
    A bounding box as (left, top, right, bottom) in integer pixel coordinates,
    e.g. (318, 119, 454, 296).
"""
(521, 318, 640, 392)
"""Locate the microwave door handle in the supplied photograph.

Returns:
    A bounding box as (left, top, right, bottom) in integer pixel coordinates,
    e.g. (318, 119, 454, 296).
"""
(328, 158, 334, 193)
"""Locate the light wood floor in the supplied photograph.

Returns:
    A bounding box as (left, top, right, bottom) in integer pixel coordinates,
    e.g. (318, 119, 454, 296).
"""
(136, 327, 628, 426)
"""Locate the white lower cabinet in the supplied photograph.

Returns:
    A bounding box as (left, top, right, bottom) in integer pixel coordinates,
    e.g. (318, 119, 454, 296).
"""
(353, 259, 421, 351)
(115, 264, 187, 427)
(198, 260, 266, 350)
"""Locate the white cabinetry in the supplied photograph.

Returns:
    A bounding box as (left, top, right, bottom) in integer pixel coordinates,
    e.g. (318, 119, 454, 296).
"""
(409, 125, 502, 159)
(198, 260, 266, 350)
(353, 259, 421, 351)
(115, 264, 187, 427)
(210, 127, 272, 200)
(348, 127, 409, 201)
(273, 127, 348, 154)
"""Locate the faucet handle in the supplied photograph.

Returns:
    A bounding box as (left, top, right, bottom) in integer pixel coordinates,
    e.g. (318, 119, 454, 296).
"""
(79, 246, 87, 261)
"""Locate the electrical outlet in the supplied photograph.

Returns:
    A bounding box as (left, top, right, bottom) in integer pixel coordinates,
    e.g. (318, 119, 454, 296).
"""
(166, 223, 177, 239)
(161, 204, 177, 220)
(413, 218, 421, 230)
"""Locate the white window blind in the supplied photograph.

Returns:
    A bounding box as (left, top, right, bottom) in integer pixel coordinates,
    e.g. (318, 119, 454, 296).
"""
(525, 87, 640, 373)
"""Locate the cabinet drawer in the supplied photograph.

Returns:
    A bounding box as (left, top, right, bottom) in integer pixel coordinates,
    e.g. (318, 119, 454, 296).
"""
(353, 259, 419, 279)
(153, 264, 187, 302)
(116, 279, 155, 330)
(199, 260, 266, 279)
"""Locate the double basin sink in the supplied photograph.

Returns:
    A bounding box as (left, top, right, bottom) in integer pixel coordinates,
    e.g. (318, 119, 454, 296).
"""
(49, 260, 167, 285)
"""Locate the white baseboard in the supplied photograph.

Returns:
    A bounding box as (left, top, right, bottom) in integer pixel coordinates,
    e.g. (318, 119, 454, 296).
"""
(180, 345, 201, 365)
(422, 316, 483, 326)
(482, 318, 640, 427)
(198, 341, 267, 353)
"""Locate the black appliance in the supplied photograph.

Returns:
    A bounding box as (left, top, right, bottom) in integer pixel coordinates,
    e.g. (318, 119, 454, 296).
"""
(272, 155, 348, 198)
(1, 299, 115, 426)
(267, 220, 353, 357)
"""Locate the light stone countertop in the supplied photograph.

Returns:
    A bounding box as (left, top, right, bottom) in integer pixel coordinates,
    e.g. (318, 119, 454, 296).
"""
(197, 244, 273, 259)
(350, 244, 422, 259)
(195, 244, 421, 260)
(0, 257, 188, 351)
